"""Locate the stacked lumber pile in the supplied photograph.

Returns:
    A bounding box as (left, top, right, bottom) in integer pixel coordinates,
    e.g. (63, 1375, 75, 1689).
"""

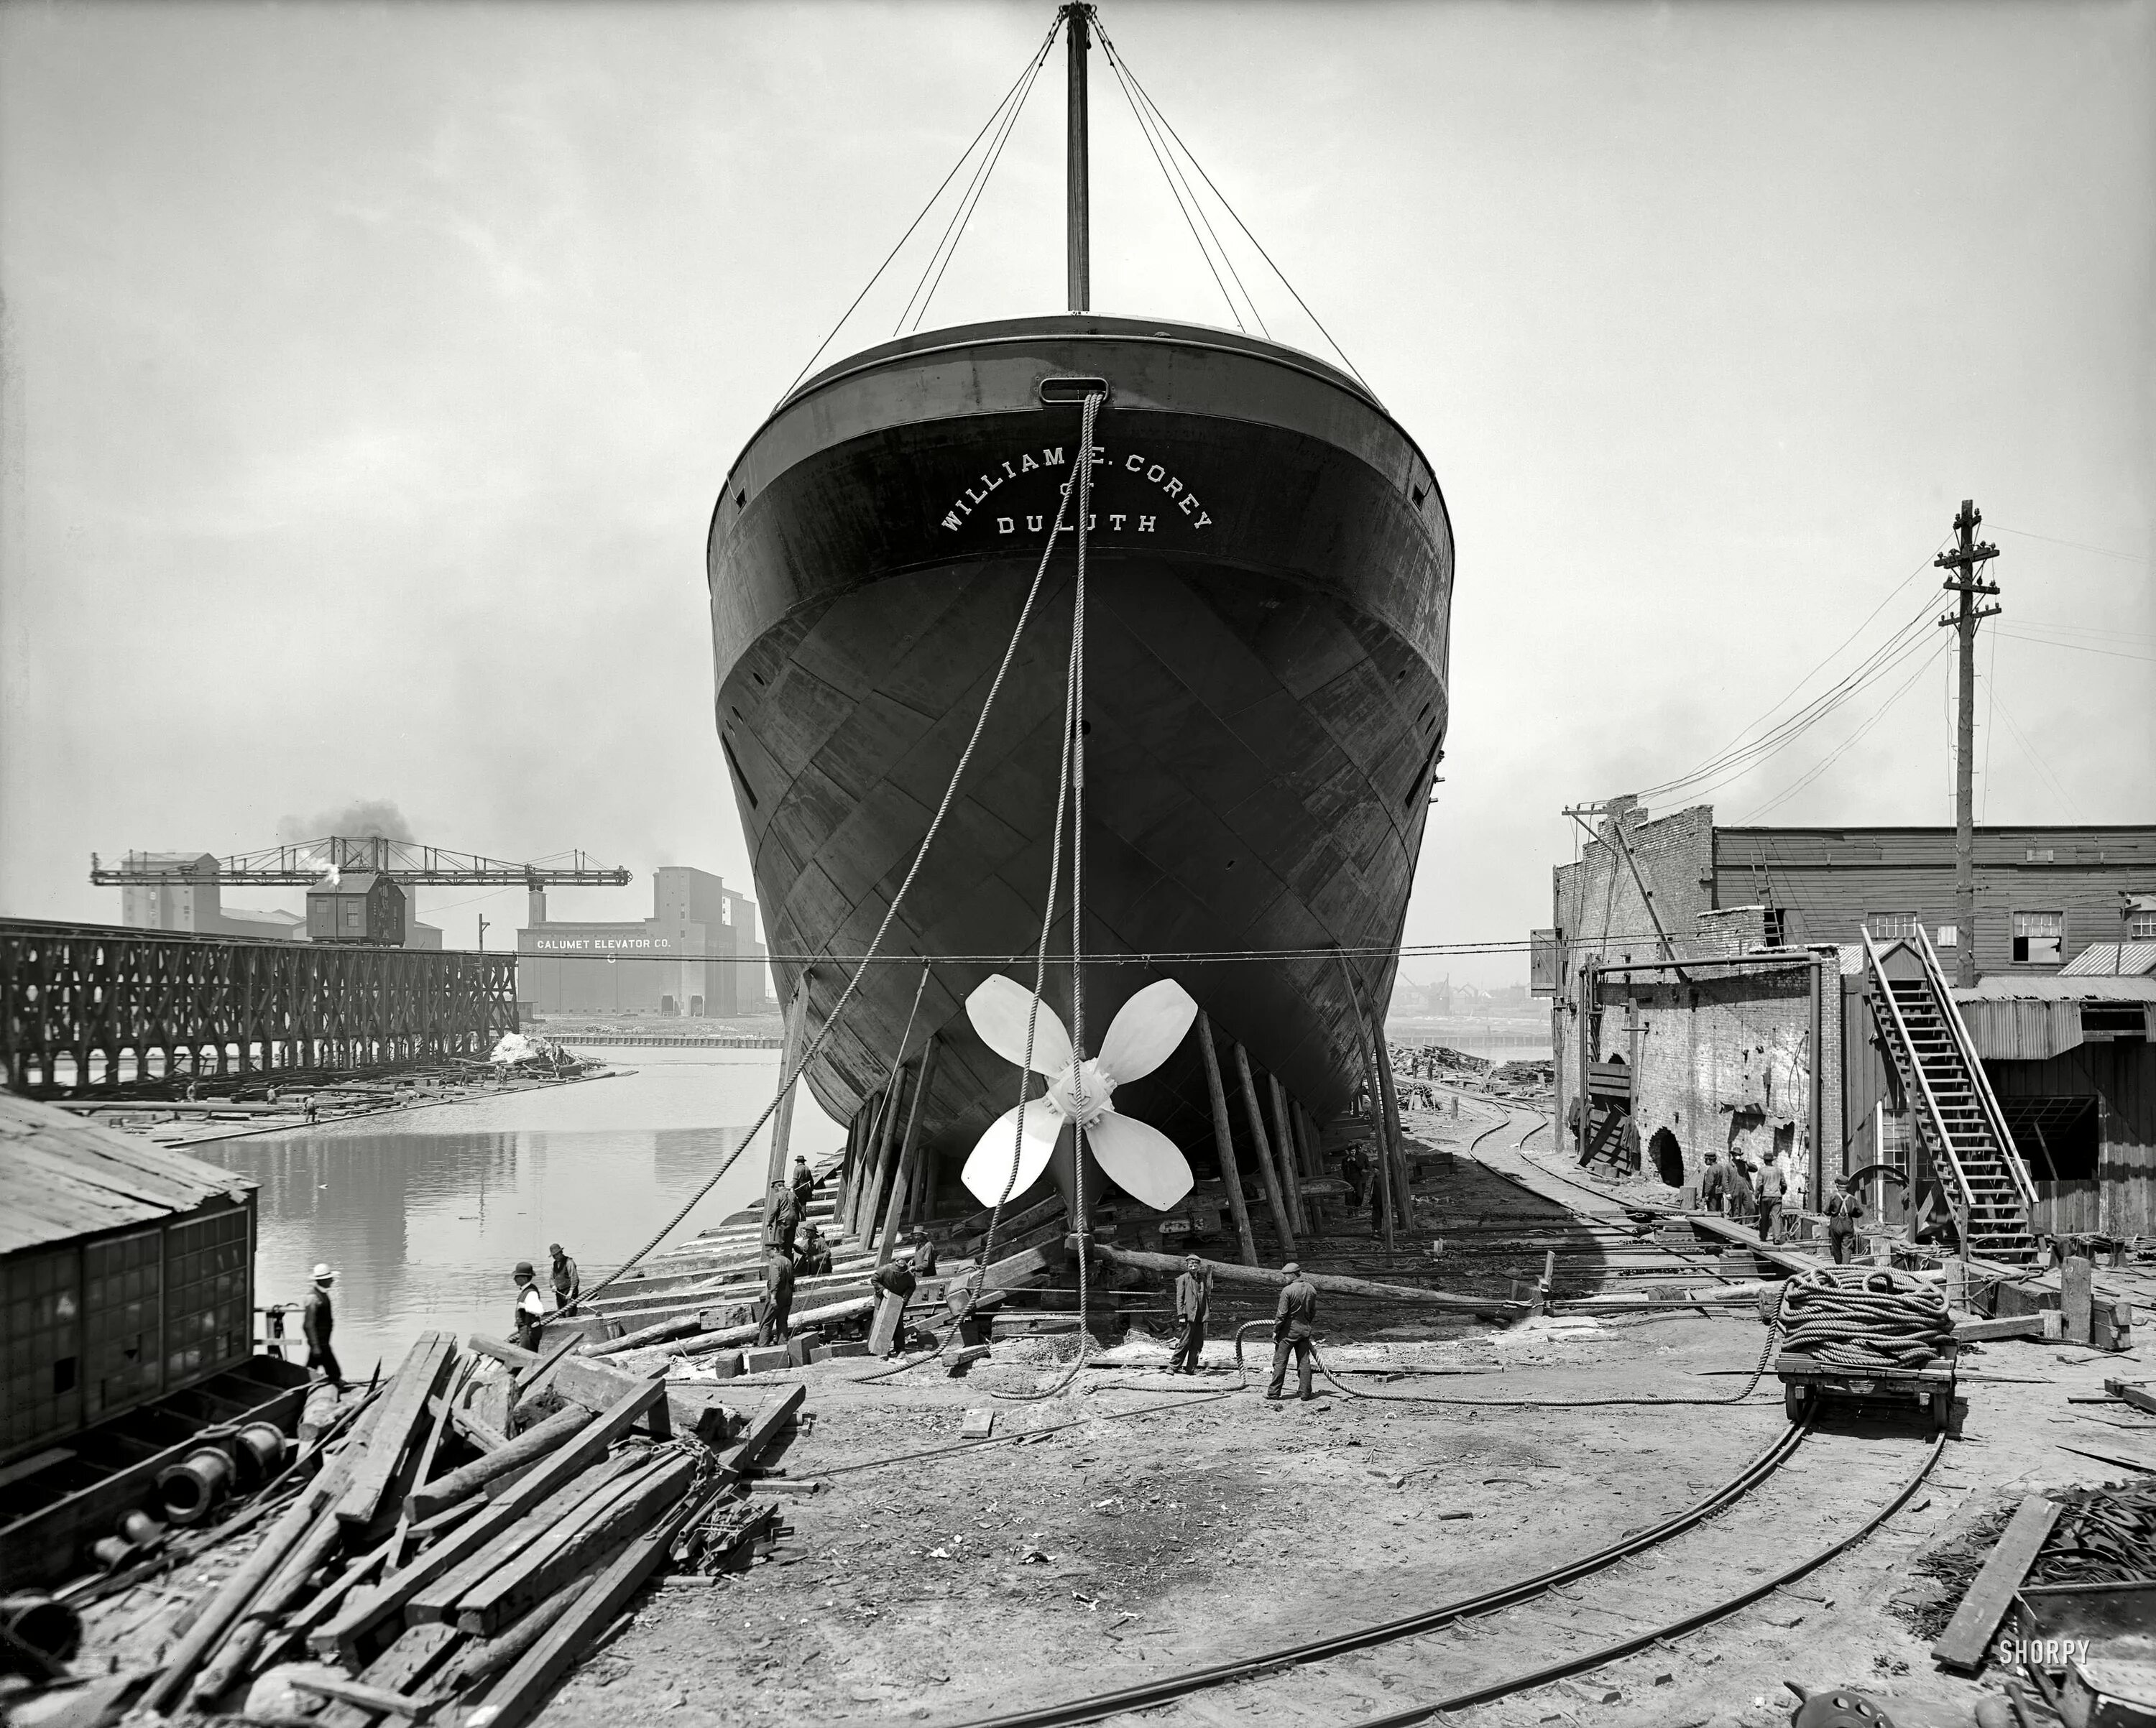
(97, 1328, 808, 1728)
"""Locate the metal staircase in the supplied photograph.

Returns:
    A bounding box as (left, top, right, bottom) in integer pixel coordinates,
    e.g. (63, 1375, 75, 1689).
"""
(1862, 925, 2040, 1265)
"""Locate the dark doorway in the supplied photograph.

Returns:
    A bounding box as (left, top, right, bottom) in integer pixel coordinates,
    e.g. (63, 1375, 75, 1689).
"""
(1649, 1127, 1684, 1188)
(660, 994, 678, 1016)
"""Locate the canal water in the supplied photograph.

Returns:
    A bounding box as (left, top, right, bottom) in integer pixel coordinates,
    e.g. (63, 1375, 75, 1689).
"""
(193, 1049, 843, 1374)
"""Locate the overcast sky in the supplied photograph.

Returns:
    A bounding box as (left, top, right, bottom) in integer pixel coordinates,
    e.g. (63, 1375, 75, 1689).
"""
(2, 0, 2150, 984)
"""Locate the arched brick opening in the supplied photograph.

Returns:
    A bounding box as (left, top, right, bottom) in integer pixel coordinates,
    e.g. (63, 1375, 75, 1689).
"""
(1649, 1127, 1685, 1189)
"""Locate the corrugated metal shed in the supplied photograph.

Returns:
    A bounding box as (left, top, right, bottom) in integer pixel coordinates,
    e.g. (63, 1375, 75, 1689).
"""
(2060, 943, 2156, 976)
(0, 1093, 254, 1255)
(1958, 1000, 2087, 1061)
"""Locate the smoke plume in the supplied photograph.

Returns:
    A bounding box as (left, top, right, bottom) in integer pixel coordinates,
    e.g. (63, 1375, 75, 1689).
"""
(277, 799, 418, 844)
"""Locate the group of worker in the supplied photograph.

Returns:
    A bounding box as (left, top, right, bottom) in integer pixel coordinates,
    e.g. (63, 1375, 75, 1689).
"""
(1169, 1252, 1324, 1400)
(759, 1152, 938, 1349)
(1700, 1151, 1869, 1264)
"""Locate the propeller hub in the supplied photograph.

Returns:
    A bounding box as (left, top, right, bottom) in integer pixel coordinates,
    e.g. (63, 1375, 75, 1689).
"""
(1049, 1058, 1115, 1127)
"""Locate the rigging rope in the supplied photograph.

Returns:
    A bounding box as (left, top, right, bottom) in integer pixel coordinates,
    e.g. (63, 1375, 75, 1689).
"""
(565, 431, 1100, 1318)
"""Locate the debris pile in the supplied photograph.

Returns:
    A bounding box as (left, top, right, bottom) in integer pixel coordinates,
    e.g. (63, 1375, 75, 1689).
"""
(2028, 1480, 2156, 1586)
(4, 1331, 806, 1728)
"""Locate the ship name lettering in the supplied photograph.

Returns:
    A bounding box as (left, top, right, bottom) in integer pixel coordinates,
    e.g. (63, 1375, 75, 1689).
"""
(1026, 514, 1044, 531)
(1139, 515, 1156, 531)
(1108, 514, 1125, 530)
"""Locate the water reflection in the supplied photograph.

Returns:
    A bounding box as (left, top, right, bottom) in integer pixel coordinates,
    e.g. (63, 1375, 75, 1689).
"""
(193, 1050, 841, 1372)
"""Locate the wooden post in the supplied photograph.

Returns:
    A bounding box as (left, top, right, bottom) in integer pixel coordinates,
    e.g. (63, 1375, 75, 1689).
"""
(1196, 1011, 1258, 1266)
(763, 974, 811, 1240)
(854, 1061, 906, 1244)
(1294, 1102, 1326, 1235)
(1233, 1041, 1296, 1259)
(1577, 961, 1595, 1161)
(1371, 1019, 1413, 1222)
(2062, 1252, 2095, 1346)
(1267, 1072, 1308, 1235)
(876, 1036, 939, 1267)
(1335, 953, 1395, 1254)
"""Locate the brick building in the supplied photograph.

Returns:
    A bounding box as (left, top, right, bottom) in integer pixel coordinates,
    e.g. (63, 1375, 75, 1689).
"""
(1541, 803, 2156, 1239)
(517, 866, 769, 1018)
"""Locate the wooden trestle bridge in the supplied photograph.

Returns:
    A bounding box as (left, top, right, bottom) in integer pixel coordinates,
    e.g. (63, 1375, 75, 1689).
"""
(0, 919, 518, 1095)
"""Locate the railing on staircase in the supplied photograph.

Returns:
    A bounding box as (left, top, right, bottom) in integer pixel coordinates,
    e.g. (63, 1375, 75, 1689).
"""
(1911, 922, 2038, 1212)
(1860, 926, 2038, 1261)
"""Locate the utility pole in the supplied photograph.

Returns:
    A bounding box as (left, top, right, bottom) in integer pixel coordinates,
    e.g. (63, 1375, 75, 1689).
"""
(1935, 501, 2001, 989)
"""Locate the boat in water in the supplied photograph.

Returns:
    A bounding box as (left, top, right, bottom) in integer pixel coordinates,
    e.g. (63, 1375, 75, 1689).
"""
(706, 4, 1452, 1216)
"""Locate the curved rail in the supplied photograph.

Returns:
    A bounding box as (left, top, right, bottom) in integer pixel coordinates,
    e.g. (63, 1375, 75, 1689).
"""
(935, 1417, 1811, 1728)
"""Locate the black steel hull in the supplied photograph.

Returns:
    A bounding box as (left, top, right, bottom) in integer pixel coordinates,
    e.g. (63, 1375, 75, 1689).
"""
(706, 315, 1453, 1200)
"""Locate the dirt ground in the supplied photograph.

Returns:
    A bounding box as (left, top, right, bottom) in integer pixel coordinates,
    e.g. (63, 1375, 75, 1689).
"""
(63, 1093, 2155, 1728)
(525, 1098, 2155, 1728)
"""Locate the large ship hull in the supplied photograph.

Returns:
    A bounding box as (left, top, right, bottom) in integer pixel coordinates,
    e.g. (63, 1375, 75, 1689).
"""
(707, 315, 1452, 1201)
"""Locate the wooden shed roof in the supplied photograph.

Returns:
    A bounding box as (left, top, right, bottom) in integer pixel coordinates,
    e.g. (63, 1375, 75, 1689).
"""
(0, 1092, 255, 1255)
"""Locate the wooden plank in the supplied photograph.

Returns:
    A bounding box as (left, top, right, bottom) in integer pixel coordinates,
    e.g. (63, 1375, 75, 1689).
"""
(467, 1335, 671, 1439)
(510, 1334, 584, 1396)
(1930, 1495, 2060, 1673)
(2104, 1378, 2156, 1417)
(336, 1331, 457, 1535)
(469, 1389, 807, 1728)
(312, 1377, 663, 1660)
(407, 1457, 631, 1624)
(457, 1452, 697, 1635)
(1092, 1243, 1528, 1315)
(1953, 1313, 2046, 1341)
(300, 1622, 461, 1727)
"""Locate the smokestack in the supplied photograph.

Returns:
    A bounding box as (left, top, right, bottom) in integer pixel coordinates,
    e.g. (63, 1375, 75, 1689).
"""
(528, 887, 547, 928)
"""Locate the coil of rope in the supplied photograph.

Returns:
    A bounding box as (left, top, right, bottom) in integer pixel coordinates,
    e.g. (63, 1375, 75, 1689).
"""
(1776, 1267, 1953, 1372)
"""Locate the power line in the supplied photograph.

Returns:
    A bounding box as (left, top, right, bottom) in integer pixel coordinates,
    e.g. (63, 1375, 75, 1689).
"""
(1733, 635, 1950, 824)
(1993, 628, 2156, 665)
(1993, 525, 2150, 565)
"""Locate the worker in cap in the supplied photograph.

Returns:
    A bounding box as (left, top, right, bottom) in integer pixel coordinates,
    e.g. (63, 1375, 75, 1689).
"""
(1698, 1151, 1727, 1215)
(764, 1179, 801, 1255)
(302, 1263, 344, 1390)
(794, 1221, 833, 1279)
(1170, 1252, 1211, 1374)
(757, 1242, 796, 1349)
(789, 1152, 816, 1217)
(909, 1225, 939, 1277)
(512, 1260, 545, 1352)
(548, 1242, 581, 1311)
(1266, 1260, 1319, 1402)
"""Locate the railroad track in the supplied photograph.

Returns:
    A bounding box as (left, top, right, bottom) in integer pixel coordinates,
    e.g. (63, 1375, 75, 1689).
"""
(939, 1416, 1944, 1728)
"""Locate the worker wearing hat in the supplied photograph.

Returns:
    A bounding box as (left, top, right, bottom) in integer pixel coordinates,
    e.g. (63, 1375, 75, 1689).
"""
(1170, 1253, 1211, 1374)
(302, 1263, 344, 1390)
(548, 1242, 581, 1312)
(512, 1261, 546, 1351)
(1266, 1261, 1319, 1402)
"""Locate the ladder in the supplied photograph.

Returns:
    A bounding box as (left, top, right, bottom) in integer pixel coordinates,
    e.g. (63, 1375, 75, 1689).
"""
(1861, 925, 2040, 1265)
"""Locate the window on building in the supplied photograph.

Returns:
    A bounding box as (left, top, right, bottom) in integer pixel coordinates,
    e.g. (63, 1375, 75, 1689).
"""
(2129, 910, 2156, 941)
(1864, 912, 1921, 942)
(1936, 925, 1959, 949)
(1763, 908, 1788, 947)
(2012, 911, 2064, 966)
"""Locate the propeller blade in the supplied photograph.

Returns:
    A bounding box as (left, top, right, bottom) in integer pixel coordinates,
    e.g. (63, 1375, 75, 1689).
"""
(965, 975, 1073, 1077)
(959, 1099, 1062, 1206)
(1097, 979, 1199, 1086)
(1082, 1111, 1194, 1212)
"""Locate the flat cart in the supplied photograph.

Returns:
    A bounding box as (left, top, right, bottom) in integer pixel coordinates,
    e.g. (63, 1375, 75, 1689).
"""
(1777, 1347, 1959, 1433)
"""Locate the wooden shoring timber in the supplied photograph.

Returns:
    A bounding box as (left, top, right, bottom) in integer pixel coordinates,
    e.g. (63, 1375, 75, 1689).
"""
(1091, 1242, 1529, 1315)
(405, 1400, 594, 1521)
(877, 1035, 940, 1265)
(305, 1622, 461, 1728)
(1194, 1011, 1259, 1266)
(1231, 1040, 1297, 1257)
(433, 1577, 591, 1696)
(337, 1330, 459, 1535)
(464, 1336, 672, 1438)
(456, 1451, 698, 1636)
(855, 1056, 910, 1247)
(313, 1377, 666, 1660)
(1266, 1071, 1307, 1234)
(466, 1389, 806, 1728)
(761, 974, 811, 1239)
(407, 1456, 635, 1624)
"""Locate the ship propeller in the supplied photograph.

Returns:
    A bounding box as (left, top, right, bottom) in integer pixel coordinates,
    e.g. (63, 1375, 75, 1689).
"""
(959, 976, 1200, 1211)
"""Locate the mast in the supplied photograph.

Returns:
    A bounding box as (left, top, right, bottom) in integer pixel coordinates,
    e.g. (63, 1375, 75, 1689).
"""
(1064, 3, 1092, 313)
